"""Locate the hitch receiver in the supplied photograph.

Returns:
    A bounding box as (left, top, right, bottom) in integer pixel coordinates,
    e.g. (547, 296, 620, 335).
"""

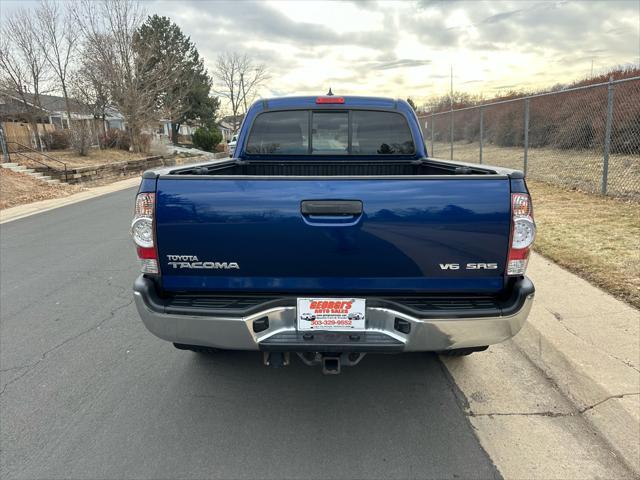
(322, 356, 341, 375)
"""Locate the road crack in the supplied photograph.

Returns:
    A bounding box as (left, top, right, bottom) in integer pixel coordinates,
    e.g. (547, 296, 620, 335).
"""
(545, 307, 640, 374)
(465, 392, 640, 419)
(0, 297, 134, 397)
(579, 392, 640, 414)
(467, 411, 573, 418)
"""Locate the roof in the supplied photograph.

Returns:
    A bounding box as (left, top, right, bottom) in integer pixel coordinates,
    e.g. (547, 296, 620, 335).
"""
(30, 94, 88, 113)
(258, 95, 401, 110)
(1, 91, 126, 121)
(220, 114, 244, 124)
(2, 92, 91, 114)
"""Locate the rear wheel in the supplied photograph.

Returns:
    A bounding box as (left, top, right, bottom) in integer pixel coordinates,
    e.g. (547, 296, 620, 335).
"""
(173, 343, 222, 354)
(439, 346, 488, 357)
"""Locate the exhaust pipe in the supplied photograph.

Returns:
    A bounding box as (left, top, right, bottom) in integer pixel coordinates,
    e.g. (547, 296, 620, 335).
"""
(322, 356, 341, 375)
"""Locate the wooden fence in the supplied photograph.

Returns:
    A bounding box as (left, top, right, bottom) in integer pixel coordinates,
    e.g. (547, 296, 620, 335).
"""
(2, 122, 55, 151)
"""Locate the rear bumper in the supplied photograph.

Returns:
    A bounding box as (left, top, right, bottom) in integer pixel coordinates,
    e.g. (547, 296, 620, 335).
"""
(133, 276, 535, 352)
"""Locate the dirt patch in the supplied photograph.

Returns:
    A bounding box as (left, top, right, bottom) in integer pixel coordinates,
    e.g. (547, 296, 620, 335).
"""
(0, 168, 83, 210)
(46, 149, 148, 168)
(528, 180, 640, 308)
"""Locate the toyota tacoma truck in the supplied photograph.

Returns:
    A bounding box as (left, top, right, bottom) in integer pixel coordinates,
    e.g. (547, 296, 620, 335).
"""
(132, 94, 536, 374)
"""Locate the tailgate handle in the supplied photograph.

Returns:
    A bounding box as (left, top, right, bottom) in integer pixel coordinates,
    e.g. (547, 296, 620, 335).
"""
(301, 200, 363, 216)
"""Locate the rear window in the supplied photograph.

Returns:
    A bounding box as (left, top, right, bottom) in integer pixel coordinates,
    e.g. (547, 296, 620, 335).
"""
(245, 110, 415, 155)
(244, 110, 308, 154)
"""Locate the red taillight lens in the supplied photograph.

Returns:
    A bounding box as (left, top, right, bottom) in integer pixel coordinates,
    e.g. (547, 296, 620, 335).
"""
(316, 96, 345, 104)
(137, 246, 157, 259)
(507, 193, 536, 276)
(132, 193, 158, 274)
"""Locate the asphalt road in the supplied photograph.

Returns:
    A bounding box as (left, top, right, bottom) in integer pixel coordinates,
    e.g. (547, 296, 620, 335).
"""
(0, 188, 501, 480)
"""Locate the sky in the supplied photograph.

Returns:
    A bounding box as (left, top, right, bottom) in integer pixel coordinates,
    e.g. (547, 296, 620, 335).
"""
(1, 0, 639, 108)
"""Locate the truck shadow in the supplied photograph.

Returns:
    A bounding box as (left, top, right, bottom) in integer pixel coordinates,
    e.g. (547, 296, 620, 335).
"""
(157, 350, 494, 479)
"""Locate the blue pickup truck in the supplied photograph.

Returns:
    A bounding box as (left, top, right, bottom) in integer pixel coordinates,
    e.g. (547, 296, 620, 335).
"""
(132, 94, 536, 374)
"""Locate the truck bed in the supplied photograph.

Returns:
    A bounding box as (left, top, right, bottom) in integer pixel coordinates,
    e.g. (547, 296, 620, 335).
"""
(160, 158, 506, 178)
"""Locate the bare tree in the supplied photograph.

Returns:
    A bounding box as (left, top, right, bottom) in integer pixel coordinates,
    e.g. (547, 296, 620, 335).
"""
(213, 53, 269, 132)
(36, 0, 78, 127)
(0, 9, 51, 150)
(70, 41, 112, 140)
(72, 0, 177, 152)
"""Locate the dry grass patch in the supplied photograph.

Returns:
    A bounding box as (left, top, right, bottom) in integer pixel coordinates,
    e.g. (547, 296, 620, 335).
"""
(528, 180, 640, 308)
(51, 149, 148, 168)
(430, 141, 639, 200)
(0, 168, 83, 210)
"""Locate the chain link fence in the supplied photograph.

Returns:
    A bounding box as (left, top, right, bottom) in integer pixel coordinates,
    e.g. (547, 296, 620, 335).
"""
(419, 76, 640, 200)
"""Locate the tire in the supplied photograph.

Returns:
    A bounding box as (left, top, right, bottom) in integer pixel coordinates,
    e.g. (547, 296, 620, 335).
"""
(173, 343, 222, 354)
(438, 346, 489, 357)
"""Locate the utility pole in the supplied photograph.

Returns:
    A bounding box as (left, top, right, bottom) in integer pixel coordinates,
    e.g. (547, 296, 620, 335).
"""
(449, 65, 454, 160)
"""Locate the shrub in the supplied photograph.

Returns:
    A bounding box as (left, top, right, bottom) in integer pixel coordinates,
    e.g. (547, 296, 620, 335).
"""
(192, 127, 222, 152)
(99, 129, 130, 151)
(43, 130, 70, 150)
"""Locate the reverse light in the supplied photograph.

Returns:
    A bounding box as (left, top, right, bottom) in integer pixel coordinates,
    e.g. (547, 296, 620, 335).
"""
(131, 217, 153, 248)
(507, 193, 536, 276)
(316, 96, 345, 104)
(131, 193, 158, 274)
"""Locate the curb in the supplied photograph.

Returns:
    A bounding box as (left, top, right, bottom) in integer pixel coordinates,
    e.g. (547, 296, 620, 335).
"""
(0, 176, 140, 224)
(512, 299, 640, 474)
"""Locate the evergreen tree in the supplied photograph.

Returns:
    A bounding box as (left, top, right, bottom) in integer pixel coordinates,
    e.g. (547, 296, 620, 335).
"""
(135, 15, 219, 144)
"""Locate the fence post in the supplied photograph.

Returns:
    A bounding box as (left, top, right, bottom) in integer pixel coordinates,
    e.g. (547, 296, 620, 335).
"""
(602, 77, 614, 195)
(523, 99, 530, 175)
(430, 112, 434, 157)
(450, 109, 454, 160)
(0, 123, 9, 163)
(479, 106, 484, 164)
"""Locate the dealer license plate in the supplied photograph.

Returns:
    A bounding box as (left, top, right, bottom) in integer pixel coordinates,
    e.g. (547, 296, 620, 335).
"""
(297, 298, 366, 331)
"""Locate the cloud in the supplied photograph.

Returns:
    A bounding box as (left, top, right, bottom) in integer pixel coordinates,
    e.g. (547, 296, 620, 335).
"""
(369, 59, 432, 70)
(92, 0, 640, 106)
(167, 0, 395, 51)
(479, 9, 523, 25)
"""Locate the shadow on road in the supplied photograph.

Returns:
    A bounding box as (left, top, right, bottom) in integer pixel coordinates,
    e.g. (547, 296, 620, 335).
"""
(125, 349, 498, 479)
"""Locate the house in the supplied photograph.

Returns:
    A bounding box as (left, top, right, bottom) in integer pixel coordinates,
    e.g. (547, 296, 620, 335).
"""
(0, 91, 126, 129)
(151, 119, 198, 141)
(0, 91, 128, 150)
(218, 114, 244, 142)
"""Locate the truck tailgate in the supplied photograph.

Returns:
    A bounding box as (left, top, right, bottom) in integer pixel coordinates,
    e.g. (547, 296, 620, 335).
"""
(155, 178, 511, 294)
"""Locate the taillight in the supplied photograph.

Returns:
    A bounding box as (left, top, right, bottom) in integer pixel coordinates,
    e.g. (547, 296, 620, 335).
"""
(131, 192, 158, 274)
(316, 96, 345, 104)
(507, 193, 536, 276)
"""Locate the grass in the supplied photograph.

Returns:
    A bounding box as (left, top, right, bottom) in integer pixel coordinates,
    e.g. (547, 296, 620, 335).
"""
(527, 180, 640, 308)
(0, 168, 83, 210)
(430, 141, 640, 200)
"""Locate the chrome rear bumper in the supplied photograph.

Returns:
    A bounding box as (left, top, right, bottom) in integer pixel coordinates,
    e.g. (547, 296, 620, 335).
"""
(133, 276, 534, 352)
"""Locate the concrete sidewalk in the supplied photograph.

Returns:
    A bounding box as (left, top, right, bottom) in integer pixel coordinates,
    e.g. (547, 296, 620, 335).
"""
(0, 177, 140, 224)
(516, 253, 640, 474)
